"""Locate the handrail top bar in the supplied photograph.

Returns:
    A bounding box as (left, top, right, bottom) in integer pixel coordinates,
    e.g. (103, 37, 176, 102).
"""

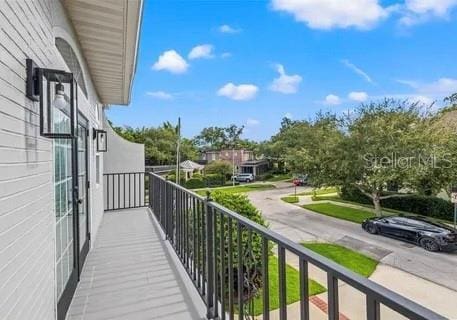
(104, 172, 146, 175)
(149, 172, 446, 320)
(150, 172, 207, 200)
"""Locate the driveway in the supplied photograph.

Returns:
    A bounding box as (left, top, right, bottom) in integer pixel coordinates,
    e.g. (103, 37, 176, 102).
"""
(247, 185, 457, 292)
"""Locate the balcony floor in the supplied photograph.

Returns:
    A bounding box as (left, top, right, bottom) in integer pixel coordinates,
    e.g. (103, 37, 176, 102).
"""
(67, 207, 206, 320)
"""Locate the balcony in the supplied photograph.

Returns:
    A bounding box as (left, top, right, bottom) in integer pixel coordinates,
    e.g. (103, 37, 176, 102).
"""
(68, 172, 445, 320)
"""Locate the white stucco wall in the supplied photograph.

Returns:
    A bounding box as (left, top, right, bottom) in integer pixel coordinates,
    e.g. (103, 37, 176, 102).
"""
(0, 1, 105, 319)
(103, 116, 145, 174)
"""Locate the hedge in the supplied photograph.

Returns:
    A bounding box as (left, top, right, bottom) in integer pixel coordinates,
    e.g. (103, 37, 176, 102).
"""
(340, 185, 454, 221)
(185, 178, 206, 189)
(204, 173, 225, 187)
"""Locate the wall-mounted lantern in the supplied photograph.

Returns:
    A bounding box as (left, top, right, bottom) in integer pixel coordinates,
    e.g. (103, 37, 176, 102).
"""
(26, 58, 77, 139)
(93, 129, 107, 152)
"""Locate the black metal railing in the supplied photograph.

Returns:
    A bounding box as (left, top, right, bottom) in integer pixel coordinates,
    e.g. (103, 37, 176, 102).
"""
(148, 173, 445, 320)
(104, 172, 148, 211)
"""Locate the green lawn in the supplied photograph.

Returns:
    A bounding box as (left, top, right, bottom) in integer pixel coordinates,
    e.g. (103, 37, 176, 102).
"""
(280, 196, 299, 204)
(242, 256, 325, 316)
(303, 203, 374, 224)
(264, 173, 292, 182)
(302, 243, 378, 277)
(196, 184, 276, 196)
(293, 187, 338, 196)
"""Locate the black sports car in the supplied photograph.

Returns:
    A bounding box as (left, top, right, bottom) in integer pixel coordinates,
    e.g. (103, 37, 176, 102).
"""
(362, 216, 457, 252)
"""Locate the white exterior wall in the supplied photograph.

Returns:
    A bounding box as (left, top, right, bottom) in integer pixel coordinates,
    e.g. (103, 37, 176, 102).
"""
(0, 1, 104, 319)
(103, 116, 145, 174)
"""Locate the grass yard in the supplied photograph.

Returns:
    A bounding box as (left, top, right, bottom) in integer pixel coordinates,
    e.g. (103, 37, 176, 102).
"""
(302, 243, 378, 277)
(293, 187, 338, 196)
(196, 184, 276, 196)
(243, 256, 326, 316)
(264, 173, 292, 182)
(280, 196, 299, 204)
(303, 203, 374, 224)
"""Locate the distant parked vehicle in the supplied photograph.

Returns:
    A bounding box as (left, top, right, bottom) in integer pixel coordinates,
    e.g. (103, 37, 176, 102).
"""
(362, 216, 457, 252)
(235, 173, 254, 183)
(293, 174, 308, 186)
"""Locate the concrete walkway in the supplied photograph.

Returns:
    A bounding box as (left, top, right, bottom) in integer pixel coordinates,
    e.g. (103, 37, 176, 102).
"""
(66, 208, 206, 320)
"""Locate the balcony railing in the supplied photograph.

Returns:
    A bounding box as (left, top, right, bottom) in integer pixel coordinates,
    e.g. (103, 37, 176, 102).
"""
(103, 172, 148, 211)
(136, 172, 444, 319)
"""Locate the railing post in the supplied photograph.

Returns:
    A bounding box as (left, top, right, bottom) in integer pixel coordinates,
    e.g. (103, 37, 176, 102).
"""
(205, 192, 216, 319)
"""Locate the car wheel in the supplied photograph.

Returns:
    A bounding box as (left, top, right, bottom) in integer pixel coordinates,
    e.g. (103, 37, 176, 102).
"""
(419, 237, 440, 252)
(366, 223, 378, 234)
(246, 179, 251, 183)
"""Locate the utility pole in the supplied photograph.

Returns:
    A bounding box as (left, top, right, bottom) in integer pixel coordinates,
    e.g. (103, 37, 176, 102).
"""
(176, 117, 181, 185)
(232, 146, 235, 186)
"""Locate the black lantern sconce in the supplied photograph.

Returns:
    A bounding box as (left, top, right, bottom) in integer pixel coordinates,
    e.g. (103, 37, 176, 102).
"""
(93, 129, 107, 152)
(26, 58, 77, 139)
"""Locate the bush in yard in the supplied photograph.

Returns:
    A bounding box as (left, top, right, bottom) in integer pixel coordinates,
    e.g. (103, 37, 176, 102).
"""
(205, 160, 233, 182)
(210, 191, 270, 304)
(341, 185, 454, 221)
(185, 178, 205, 189)
(204, 173, 225, 187)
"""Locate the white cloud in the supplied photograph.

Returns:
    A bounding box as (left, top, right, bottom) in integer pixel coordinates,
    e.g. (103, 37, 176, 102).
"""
(221, 52, 232, 58)
(246, 118, 260, 126)
(219, 24, 241, 33)
(405, 0, 457, 15)
(348, 91, 368, 102)
(152, 50, 189, 74)
(269, 64, 302, 94)
(398, 78, 457, 96)
(217, 83, 259, 101)
(324, 94, 341, 105)
(341, 60, 374, 84)
(271, 0, 390, 30)
(188, 44, 215, 60)
(284, 112, 293, 119)
(146, 91, 174, 100)
(400, 0, 457, 25)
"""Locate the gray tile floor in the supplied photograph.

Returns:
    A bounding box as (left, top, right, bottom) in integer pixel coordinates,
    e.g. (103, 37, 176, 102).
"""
(67, 208, 206, 320)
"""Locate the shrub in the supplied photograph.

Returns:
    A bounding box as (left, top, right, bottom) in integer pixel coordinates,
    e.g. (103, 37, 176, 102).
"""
(166, 174, 185, 185)
(256, 172, 274, 181)
(340, 185, 454, 221)
(210, 191, 270, 301)
(204, 173, 225, 187)
(185, 178, 205, 189)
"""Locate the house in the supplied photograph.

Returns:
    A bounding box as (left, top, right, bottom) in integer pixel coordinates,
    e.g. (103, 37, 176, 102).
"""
(0, 1, 143, 319)
(200, 149, 254, 167)
(0, 1, 445, 320)
(239, 159, 270, 177)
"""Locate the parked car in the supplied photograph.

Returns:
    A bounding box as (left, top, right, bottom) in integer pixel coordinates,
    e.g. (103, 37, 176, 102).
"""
(293, 174, 308, 186)
(362, 215, 457, 252)
(235, 173, 254, 183)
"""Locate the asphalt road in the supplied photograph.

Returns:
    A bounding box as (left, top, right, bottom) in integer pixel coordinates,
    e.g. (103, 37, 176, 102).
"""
(247, 184, 457, 291)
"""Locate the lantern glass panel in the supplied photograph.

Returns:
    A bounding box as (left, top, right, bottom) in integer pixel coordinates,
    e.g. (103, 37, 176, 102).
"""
(40, 70, 75, 138)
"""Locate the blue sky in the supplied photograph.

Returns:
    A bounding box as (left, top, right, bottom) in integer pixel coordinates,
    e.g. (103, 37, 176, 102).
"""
(106, 0, 457, 141)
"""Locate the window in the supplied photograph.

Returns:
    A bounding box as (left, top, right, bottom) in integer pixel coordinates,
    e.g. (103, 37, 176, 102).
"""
(55, 37, 88, 98)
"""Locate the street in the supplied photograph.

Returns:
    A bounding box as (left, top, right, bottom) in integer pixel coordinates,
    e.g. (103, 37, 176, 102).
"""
(247, 184, 457, 291)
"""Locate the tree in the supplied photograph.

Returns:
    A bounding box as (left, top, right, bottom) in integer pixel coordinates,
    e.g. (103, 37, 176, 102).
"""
(194, 124, 258, 152)
(194, 126, 227, 150)
(339, 100, 430, 215)
(205, 160, 233, 182)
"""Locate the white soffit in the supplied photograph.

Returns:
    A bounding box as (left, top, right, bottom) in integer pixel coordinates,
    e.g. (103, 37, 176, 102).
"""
(63, 0, 143, 105)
